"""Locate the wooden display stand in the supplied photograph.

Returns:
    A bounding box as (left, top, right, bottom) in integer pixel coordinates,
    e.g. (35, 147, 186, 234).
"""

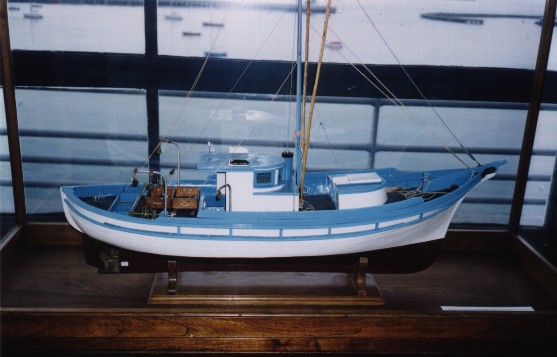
(148, 257, 385, 306)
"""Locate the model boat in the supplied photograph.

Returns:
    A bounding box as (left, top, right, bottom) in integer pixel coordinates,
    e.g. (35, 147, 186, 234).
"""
(60, 0, 505, 263)
(62, 152, 504, 259)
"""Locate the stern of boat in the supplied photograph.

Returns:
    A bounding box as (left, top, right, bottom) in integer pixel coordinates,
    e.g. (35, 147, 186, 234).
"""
(60, 187, 84, 233)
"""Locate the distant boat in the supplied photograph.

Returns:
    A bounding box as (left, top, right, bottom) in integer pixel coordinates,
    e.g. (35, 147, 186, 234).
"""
(183, 31, 202, 36)
(23, 11, 43, 20)
(165, 12, 182, 21)
(326, 40, 343, 49)
(203, 21, 224, 27)
(204, 50, 227, 58)
(421, 13, 484, 25)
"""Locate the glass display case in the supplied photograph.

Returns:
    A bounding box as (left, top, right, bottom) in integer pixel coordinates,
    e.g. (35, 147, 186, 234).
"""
(1, 0, 556, 355)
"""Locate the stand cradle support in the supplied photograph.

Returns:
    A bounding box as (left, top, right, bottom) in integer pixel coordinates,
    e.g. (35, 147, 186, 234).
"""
(148, 257, 384, 306)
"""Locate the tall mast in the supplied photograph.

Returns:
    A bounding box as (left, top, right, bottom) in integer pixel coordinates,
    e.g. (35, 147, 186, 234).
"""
(297, 0, 332, 209)
(295, 0, 303, 189)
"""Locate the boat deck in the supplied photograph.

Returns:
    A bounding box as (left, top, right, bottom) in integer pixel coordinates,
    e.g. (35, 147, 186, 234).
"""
(1, 224, 556, 355)
(300, 194, 336, 210)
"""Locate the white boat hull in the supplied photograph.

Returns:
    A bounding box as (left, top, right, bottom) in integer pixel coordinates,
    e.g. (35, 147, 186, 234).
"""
(62, 190, 462, 258)
(61, 159, 505, 259)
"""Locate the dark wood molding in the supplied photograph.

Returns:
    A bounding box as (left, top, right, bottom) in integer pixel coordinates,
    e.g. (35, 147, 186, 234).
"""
(0, 0, 27, 224)
(2, 309, 557, 355)
(11, 50, 557, 103)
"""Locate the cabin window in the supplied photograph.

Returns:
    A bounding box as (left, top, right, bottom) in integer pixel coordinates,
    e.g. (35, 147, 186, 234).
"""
(230, 159, 249, 166)
(255, 171, 273, 186)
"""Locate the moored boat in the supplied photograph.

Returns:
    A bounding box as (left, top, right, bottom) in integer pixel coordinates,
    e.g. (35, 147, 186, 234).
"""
(183, 31, 202, 36)
(326, 40, 343, 49)
(204, 50, 227, 57)
(165, 12, 183, 21)
(203, 21, 224, 27)
(23, 10, 43, 19)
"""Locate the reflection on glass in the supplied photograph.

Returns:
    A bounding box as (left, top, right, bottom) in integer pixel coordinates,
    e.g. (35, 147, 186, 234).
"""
(16, 88, 148, 214)
(158, 0, 549, 68)
(378, 106, 526, 167)
(159, 93, 296, 177)
(8, 1, 144, 53)
(159, 90, 525, 224)
(1, 93, 16, 238)
(159, 92, 373, 173)
(158, 1, 296, 60)
(521, 109, 557, 227)
(550, 20, 557, 71)
(377, 104, 532, 225)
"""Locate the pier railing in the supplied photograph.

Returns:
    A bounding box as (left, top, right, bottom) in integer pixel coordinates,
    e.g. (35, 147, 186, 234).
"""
(1, 89, 555, 224)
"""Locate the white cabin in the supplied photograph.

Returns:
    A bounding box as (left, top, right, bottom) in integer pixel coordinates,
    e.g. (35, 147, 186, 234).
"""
(197, 151, 298, 212)
(197, 150, 388, 213)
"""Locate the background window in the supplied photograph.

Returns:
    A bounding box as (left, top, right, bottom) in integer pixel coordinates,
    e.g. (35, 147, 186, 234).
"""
(8, 1, 145, 53)
(0, 95, 16, 239)
(157, 0, 550, 69)
(15, 88, 147, 214)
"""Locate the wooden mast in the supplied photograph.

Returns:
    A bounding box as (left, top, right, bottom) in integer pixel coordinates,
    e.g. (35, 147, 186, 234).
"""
(298, 0, 333, 209)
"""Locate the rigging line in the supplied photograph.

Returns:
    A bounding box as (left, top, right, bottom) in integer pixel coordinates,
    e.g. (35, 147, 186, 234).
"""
(283, 5, 300, 151)
(317, 26, 469, 166)
(299, 0, 332, 207)
(282, 64, 299, 150)
(316, 120, 341, 168)
(345, 58, 468, 166)
(137, 53, 213, 173)
(301, 0, 312, 153)
(161, 8, 230, 142)
(311, 25, 469, 169)
(137, 7, 232, 173)
(175, 10, 288, 162)
(285, 38, 297, 150)
(344, 49, 470, 168)
(309, 25, 469, 167)
(354, 0, 480, 167)
(159, 9, 299, 190)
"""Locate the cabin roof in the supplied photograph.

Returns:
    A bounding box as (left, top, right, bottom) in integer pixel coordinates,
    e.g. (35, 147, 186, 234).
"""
(197, 152, 284, 172)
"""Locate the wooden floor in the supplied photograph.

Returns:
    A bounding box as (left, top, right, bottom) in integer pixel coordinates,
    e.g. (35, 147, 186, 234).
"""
(1, 224, 557, 355)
